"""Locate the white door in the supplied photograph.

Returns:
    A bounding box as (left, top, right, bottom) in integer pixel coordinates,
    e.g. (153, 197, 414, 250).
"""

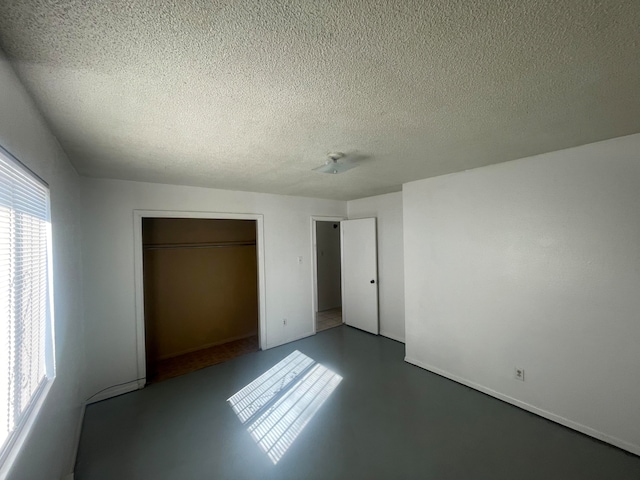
(341, 218, 379, 334)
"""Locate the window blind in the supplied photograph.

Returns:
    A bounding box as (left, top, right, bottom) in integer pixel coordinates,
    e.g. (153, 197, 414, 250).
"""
(0, 148, 52, 458)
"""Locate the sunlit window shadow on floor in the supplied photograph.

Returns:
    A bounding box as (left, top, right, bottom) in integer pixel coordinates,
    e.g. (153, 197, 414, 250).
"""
(227, 350, 342, 464)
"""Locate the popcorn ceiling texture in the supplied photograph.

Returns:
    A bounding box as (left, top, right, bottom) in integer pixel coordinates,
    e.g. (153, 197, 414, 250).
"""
(0, 0, 638, 200)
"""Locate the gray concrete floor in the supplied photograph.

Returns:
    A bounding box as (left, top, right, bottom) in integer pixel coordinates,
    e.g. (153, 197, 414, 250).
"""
(76, 326, 640, 480)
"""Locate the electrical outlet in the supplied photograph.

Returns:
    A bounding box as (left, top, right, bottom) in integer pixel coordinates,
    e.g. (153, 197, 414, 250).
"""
(514, 367, 525, 381)
(283, 318, 287, 326)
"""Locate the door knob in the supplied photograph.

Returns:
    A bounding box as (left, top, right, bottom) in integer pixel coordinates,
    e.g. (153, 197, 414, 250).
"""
(370, 279, 375, 284)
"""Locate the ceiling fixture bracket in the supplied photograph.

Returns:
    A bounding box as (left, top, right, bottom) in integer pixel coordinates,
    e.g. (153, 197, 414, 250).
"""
(313, 152, 358, 174)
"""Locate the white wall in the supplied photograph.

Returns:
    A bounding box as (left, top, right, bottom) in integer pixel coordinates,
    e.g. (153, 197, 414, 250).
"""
(316, 221, 342, 311)
(348, 192, 405, 342)
(0, 52, 85, 479)
(403, 134, 640, 455)
(81, 178, 346, 399)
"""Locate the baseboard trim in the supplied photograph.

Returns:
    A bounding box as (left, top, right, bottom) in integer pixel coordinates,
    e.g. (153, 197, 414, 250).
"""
(266, 331, 316, 350)
(404, 356, 640, 457)
(64, 402, 85, 478)
(380, 331, 405, 343)
(86, 380, 142, 405)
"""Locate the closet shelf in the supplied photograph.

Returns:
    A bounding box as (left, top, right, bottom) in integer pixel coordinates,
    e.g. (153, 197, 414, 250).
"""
(143, 241, 256, 250)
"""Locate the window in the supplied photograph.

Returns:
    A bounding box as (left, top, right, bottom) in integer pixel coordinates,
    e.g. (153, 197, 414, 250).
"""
(0, 146, 55, 469)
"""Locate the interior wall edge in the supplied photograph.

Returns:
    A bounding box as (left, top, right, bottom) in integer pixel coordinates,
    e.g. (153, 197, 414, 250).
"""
(266, 331, 316, 351)
(379, 331, 405, 344)
(66, 404, 86, 477)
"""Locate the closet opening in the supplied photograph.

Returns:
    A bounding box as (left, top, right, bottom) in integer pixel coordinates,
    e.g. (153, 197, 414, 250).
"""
(142, 217, 260, 383)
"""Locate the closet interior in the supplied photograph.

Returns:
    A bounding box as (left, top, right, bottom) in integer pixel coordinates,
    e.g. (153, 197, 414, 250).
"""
(142, 217, 259, 383)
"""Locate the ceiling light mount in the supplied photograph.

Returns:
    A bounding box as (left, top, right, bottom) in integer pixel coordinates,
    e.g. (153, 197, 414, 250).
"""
(313, 151, 358, 174)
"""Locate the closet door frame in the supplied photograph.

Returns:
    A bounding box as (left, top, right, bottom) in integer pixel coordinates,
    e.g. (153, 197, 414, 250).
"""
(133, 210, 266, 387)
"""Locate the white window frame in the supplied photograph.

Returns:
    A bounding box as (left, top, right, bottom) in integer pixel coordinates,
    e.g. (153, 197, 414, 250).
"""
(0, 145, 56, 479)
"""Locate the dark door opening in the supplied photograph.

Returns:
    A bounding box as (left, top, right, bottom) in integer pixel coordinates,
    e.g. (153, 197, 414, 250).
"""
(143, 218, 259, 383)
(315, 221, 343, 332)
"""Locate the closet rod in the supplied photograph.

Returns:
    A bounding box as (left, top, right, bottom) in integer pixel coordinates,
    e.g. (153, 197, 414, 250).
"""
(144, 241, 256, 250)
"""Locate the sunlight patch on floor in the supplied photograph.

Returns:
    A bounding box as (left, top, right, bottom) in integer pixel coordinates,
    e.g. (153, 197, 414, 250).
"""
(227, 350, 342, 464)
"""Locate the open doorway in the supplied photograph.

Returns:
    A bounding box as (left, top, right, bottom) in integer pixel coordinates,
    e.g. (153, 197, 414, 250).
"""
(142, 217, 259, 383)
(313, 220, 343, 332)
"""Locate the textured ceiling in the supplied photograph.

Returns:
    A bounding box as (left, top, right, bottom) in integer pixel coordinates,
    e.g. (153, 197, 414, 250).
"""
(0, 1, 638, 200)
